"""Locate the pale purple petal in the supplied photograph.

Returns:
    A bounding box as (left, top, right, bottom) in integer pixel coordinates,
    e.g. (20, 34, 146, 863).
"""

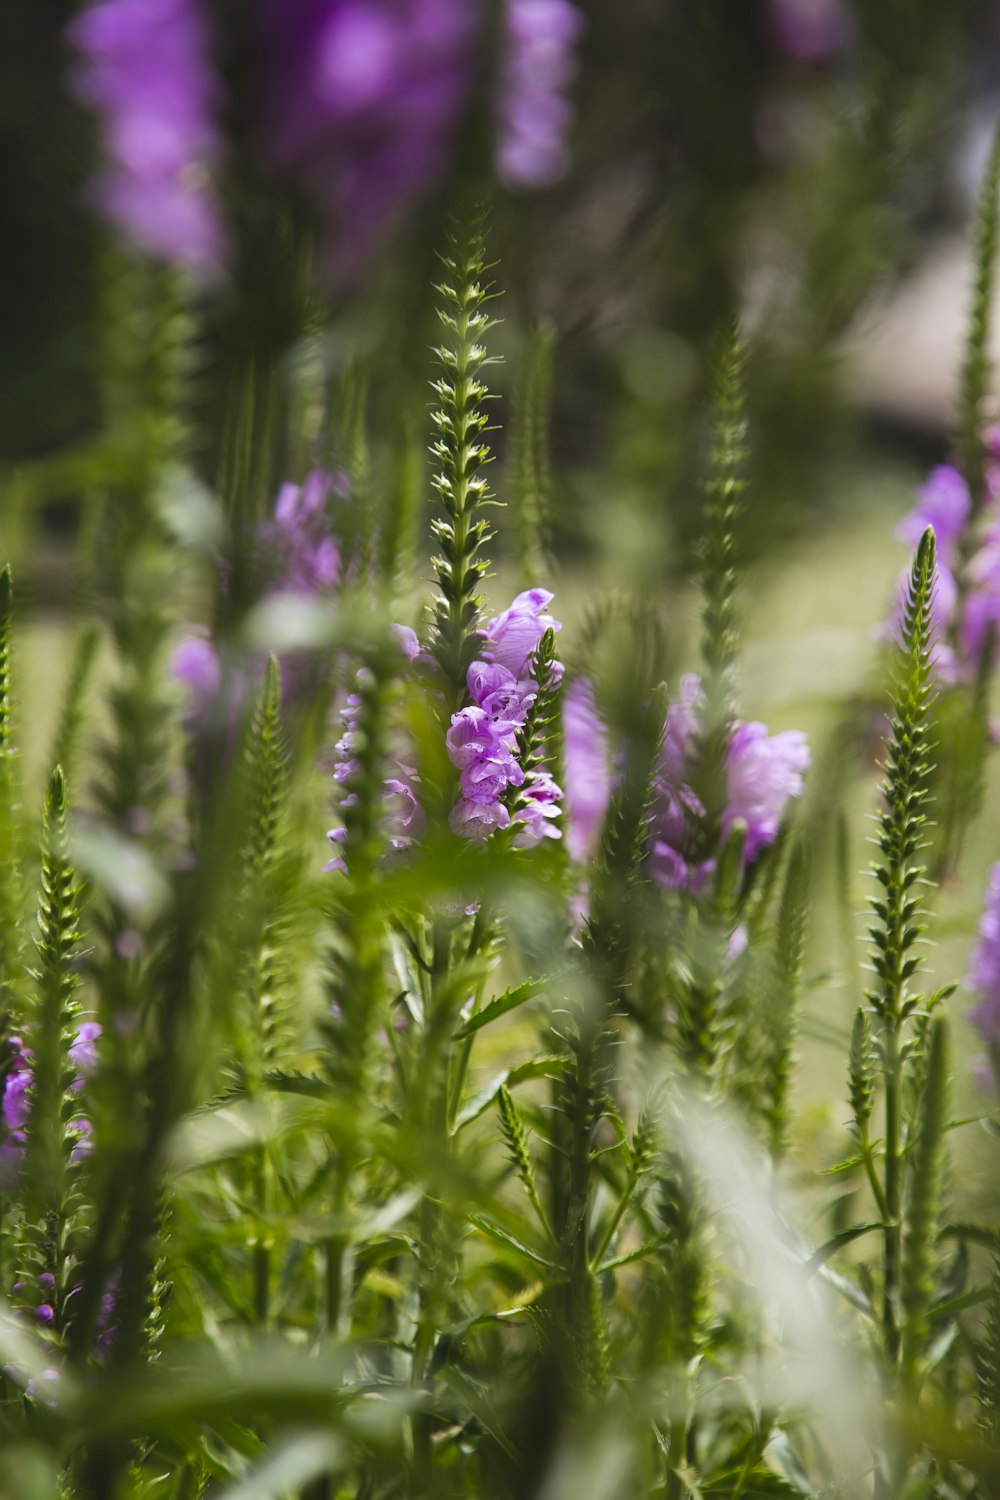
(563, 678, 611, 863)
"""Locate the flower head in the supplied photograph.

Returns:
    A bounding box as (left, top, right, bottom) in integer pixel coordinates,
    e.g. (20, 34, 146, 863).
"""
(496, 0, 583, 188)
(68, 0, 226, 270)
(649, 675, 808, 887)
(263, 470, 344, 596)
(896, 466, 971, 563)
(260, 0, 478, 271)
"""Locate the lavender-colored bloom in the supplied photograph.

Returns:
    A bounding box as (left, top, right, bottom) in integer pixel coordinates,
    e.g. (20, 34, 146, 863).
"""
(446, 707, 516, 770)
(969, 863, 1000, 1049)
(723, 722, 810, 864)
(513, 769, 562, 848)
(767, 0, 853, 63)
(467, 660, 535, 721)
(449, 798, 512, 839)
(562, 678, 610, 863)
(480, 588, 562, 678)
(260, 0, 478, 271)
(327, 668, 424, 872)
(896, 466, 971, 564)
(2, 1042, 32, 1134)
(496, 0, 583, 189)
(171, 633, 221, 716)
(450, 588, 564, 841)
(68, 0, 225, 270)
(68, 1118, 95, 1165)
(649, 675, 808, 887)
(961, 539, 1000, 669)
(662, 675, 704, 779)
(262, 470, 342, 596)
(395, 625, 422, 661)
(69, 1023, 102, 1077)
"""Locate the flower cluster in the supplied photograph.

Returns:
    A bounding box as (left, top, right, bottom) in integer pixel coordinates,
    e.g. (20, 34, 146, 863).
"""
(447, 589, 563, 843)
(172, 468, 344, 719)
(496, 0, 583, 189)
(260, 0, 478, 271)
(325, 640, 426, 873)
(968, 862, 1000, 1087)
(889, 447, 1000, 681)
(260, 470, 345, 597)
(68, 0, 225, 271)
(650, 674, 809, 890)
(0, 1022, 102, 1192)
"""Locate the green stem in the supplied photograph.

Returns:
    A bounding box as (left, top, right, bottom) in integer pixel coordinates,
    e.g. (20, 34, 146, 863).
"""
(882, 1022, 902, 1366)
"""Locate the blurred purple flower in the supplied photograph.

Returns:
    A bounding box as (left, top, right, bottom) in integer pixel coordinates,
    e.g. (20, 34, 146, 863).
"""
(260, 0, 479, 270)
(885, 455, 1000, 680)
(969, 862, 1000, 1089)
(171, 632, 221, 717)
(895, 466, 971, 564)
(724, 722, 810, 863)
(68, 0, 226, 270)
(563, 678, 610, 863)
(2, 1040, 32, 1135)
(970, 863, 1000, 1047)
(650, 674, 808, 888)
(496, 0, 583, 188)
(261, 470, 343, 596)
(767, 0, 853, 64)
(326, 659, 425, 872)
(68, 1022, 102, 1077)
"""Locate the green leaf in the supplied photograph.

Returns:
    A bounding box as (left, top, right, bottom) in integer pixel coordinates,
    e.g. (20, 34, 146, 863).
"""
(452, 977, 547, 1039)
(469, 1214, 561, 1269)
(211, 1435, 345, 1500)
(803, 1221, 884, 1277)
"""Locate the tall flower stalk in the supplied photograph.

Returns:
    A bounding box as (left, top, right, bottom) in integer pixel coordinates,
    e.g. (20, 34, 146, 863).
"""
(865, 528, 952, 1495)
(429, 211, 499, 713)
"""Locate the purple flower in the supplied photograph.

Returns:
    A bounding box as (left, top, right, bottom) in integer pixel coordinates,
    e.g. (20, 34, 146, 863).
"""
(649, 675, 809, 887)
(171, 633, 221, 715)
(896, 466, 971, 564)
(767, 0, 853, 63)
(69, 1023, 102, 1077)
(68, 1118, 95, 1165)
(446, 707, 515, 770)
(262, 470, 343, 596)
(496, 0, 583, 189)
(513, 769, 562, 848)
(68, 0, 226, 270)
(723, 723, 810, 864)
(449, 798, 512, 839)
(449, 587, 564, 842)
(259, 0, 478, 271)
(562, 678, 610, 863)
(480, 588, 561, 678)
(2, 1042, 32, 1134)
(327, 668, 424, 872)
(969, 863, 1000, 1049)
